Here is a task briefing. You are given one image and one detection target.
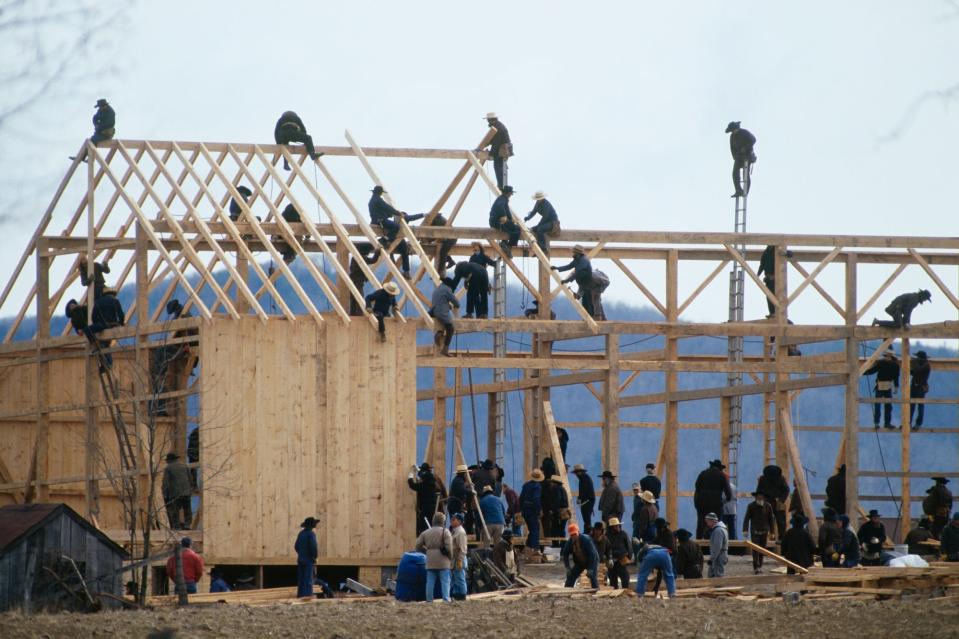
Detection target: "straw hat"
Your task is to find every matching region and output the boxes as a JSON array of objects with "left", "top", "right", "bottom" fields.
[
  {"left": 638, "top": 490, "right": 656, "bottom": 504},
  {"left": 531, "top": 190, "right": 547, "bottom": 200},
  {"left": 383, "top": 282, "right": 400, "bottom": 296},
  {"left": 572, "top": 245, "right": 586, "bottom": 255},
  {"left": 484, "top": 112, "right": 498, "bottom": 119},
  {"left": 607, "top": 517, "right": 622, "bottom": 527},
  {"left": 455, "top": 464, "right": 469, "bottom": 473},
  {"left": 530, "top": 469, "right": 545, "bottom": 481},
  {"left": 572, "top": 464, "right": 586, "bottom": 473}
]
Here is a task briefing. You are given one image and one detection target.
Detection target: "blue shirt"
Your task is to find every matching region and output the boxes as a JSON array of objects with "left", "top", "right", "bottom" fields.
[
  {"left": 294, "top": 528, "right": 318, "bottom": 564},
  {"left": 519, "top": 480, "right": 542, "bottom": 511},
  {"left": 479, "top": 493, "right": 506, "bottom": 525}
]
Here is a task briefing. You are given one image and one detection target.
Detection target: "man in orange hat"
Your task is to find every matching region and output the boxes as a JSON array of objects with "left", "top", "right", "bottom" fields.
[{"left": 561, "top": 523, "right": 599, "bottom": 588}]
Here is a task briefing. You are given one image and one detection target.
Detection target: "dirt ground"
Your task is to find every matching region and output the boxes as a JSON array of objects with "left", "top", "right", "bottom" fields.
[{"left": 3, "top": 557, "right": 957, "bottom": 639}]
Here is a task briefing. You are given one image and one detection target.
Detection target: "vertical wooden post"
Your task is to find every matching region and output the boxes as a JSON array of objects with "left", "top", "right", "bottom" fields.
[
  {"left": 774, "top": 245, "right": 790, "bottom": 473},
  {"left": 602, "top": 334, "right": 620, "bottom": 475},
  {"left": 523, "top": 370, "right": 535, "bottom": 473},
  {"left": 899, "top": 338, "right": 911, "bottom": 542},
  {"left": 34, "top": 238, "right": 51, "bottom": 502},
  {"left": 430, "top": 367, "right": 447, "bottom": 480},
  {"left": 665, "top": 249, "right": 679, "bottom": 525},
  {"left": 134, "top": 222, "right": 152, "bottom": 519},
  {"left": 335, "top": 239, "right": 350, "bottom": 313},
  {"left": 844, "top": 253, "right": 860, "bottom": 519}
]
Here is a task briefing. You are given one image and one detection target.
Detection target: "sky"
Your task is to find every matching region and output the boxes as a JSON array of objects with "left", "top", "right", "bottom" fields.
[{"left": 1, "top": 0, "right": 957, "bottom": 335}]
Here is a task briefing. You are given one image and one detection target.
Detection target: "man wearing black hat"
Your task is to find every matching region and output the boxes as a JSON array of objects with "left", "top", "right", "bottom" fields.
[
  {"left": 639, "top": 463, "right": 662, "bottom": 506},
  {"left": 910, "top": 351, "right": 931, "bottom": 429},
  {"left": 597, "top": 470, "right": 624, "bottom": 524},
  {"left": 274, "top": 110, "right": 322, "bottom": 170},
  {"left": 818, "top": 508, "right": 843, "bottom": 567},
  {"left": 571, "top": 465, "right": 595, "bottom": 530},
  {"left": 825, "top": 464, "right": 846, "bottom": 514},
  {"left": 91, "top": 98, "right": 116, "bottom": 145},
  {"left": 857, "top": 509, "right": 887, "bottom": 548},
  {"left": 368, "top": 185, "right": 423, "bottom": 278},
  {"left": 488, "top": 186, "right": 520, "bottom": 256},
  {"left": 725, "top": 121, "right": 756, "bottom": 197},
  {"left": 162, "top": 452, "right": 193, "bottom": 530},
  {"left": 756, "top": 464, "right": 790, "bottom": 544},
  {"left": 694, "top": 460, "right": 733, "bottom": 539},
  {"left": 64, "top": 299, "right": 88, "bottom": 335},
  {"left": 674, "top": 528, "right": 704, "bottom": 579},
  {"left": 863, "top": 348, "right": 901, "bottom": 429},
  {"left": 407, "top": 463, "right": 446, "bottom": 535},
  {"left": 780, "top": 515, "right": 816, "bottom": 574},
  {"left": 481, "top": 112, "right": 512, "bottom": 189},
  {"left": 743, "top": 490, "right": 776, "bottom": 574},
  {"left": 228, "top": 185, "right": 254, "bottom": 221},
  {"left": 552, "top": 245, "right": 595, "bottom": 317},
  {"left": 924, "top": 476, "right": 953, "bottom": 538},
  {"left": 871, "top": 289, "right": 933, "bottom": 330},
  {"left": 294, "top": 516, "right": 319, "bottom": 597}
]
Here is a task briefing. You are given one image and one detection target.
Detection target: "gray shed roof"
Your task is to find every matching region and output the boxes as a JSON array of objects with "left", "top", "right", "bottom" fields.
[{"left": 0, "top": 503, "right": 128, "bottom": 558}]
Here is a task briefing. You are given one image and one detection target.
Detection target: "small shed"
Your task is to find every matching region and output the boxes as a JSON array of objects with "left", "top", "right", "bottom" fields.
[{"left": 0, "top": 503, "right": 128, "bottom": 612}]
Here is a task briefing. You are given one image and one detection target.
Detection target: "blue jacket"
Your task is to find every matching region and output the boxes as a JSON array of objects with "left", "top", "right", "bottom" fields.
[
  {"left": 92, "top": 294, "right": 125, "bottom": 327},
  {"left": 94, "top": 105, "right": 116, "bottom": 133},
  {"left": 489, "top": 194, "right": 512, "bottom": 227},
  {"left": 210, "top": 577, "right": 231, "bottom": 593},
  {"left": 526, "top": 199, "right": 558, "bottom": 225},
  {"left": 520, "top": 480, "right": 542, "bottom": 512},
  {"left": 369, "top": 193, "right": 401, "bottom": 226},
  {"left": 556, "top": 254, "right": 592, "bottom": 284},
  {"left": 365, "top": 289, "right": 397, "bottom": 316},
  {"left": 294, "top": 528, "right": 318, "bottom": 565},
  {"left": 469, "top": 251, "right": 496, "bottom": 268},
  {"left": 561, "top": 534, "right": 599, "bottom": 570},
  {"left": 479, "top": 493, "right": 506, "bottom": 525}
]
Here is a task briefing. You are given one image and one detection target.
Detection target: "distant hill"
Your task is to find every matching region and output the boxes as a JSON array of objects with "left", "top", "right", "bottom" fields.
[{"left": 3, "top": 257, "right": 955, "bottom": 534}]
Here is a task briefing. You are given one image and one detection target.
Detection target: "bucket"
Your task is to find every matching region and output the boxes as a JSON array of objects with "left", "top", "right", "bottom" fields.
[
  {"left": 395, "top": 552, "right": 427, "bottom": 601},
  {"left": 894, "top": 544, "right": 909, "bottom": 555}
]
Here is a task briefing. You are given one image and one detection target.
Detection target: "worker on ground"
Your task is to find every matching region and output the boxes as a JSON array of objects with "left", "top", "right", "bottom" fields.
[
  {"left": 825, "top": 465, "right": 846, "bottom": 514},
  {"left": 910, "top": 351, "right": 931, "bottom": 429},
  {"left": 365, "top": 281, "right": 399, "bottom": 341},
  {"left": 872, "top": 289, "right": 932, "bottom": 329},
  {"left": 605, "top": 517, "right": 632, "bottom": 588},
  {"left": 704, "top": 512, "right": 729, "bottom": 577},
  {"left": 634, "top": 541, "right": 677, "bottom": 599},
  {"left": 861, "top": 536, "right": 885, "bottom": 566},
  {"left": 562, "top": 523, "right": 599, "bottom": 588},
  {"left": 694, "top": 460, "right": 733, "bottom": 539},
  {"left": 166, "top": 537, "right": 204, "bottom": 594},
  {"left": 590, "top": 522, "right": 610, "bottom": 584},
  {"left": 503, "top": 483, "right": 522, "bottom": 535},
  {"left": 653, "top": 518, "right": 676, "bottom": 555},
  {"left": 540, "top": 456, "right": 558, "bottom": 481},
  {"left": 640, "top": 463, "right": 661, "bottom": 507},
  {"left": 430, "top": 277, "right": 459, "bottom": 357},
  {"left": 863, "top": 348, "right": 901, "bottom": 429},
  {"left": 857, "top": 509, "right": 887, "bottom": 548},
  {"left": 543, "top": 475, "right": 569, "bottom": 538},
  {"left": 725, "top": 121, "right": 756, "bottom": 197},
  {"left": 838, "top": 514, "right": 861, "bottom": 568},
  {"left": 448, "top": 465, "right": 474, "bottom": 533},
  {"left": 571, "top": 464, "right": 595, "bottom": 530},
  {"left": 474, "top": 459, "right": 500, "bottom": 495},
  {"left": 818, "top": 507, "right": 843, "bottom": 567},
  {"left": 488, "top": 185, "right": 520, "bottom": 256},
  {"left": 743, "top": 490, "right": 776, "bottom": 574},
  {"left": 449, "top": 512, "right": 469, "bottom": 601},
  {"left": 722, "top": 475, "right": 737, "bottom": 540},
  {"left": 368, "top": 186, "right": 422, "bottom": 279},
  {"left": 598, "top": 470, "right": 624, "bottom": 524},
  {"left": 756, "top": 464, "right": 790, "bottom": 545},
  {"left": 450, "top": 260, "right": 490, "bottom": 319},
  {"left": 348, "top": 242, "right": 381, "bottom": 316},
  {"left": 274, "top": 110, "right": 322, "bottom": 170},
  {"left": 552, "top": 245, "right": 594, "bottom": 317},
  {"left": 633, "top": 488, "right": 658, "bottom": 544},
  {"left": 479, "top": 485, "right": 506, "bottom": 545},
  {"left": 408, "top": 462, "right": 445, "bottom": 535},
  {"left": 674, "top": 529, "right": 704, "bottom": 579},
  {"left": 492, "top": 529, "right": 519, "bottom": 583},
  {"left": 294, "top": 516, "right": 319, "bottom": 597},
  {"left": 480, "top": 112, "right": 512, "bottom": 189},
  {"left": 209, "top": 567, "right": 230, "bottom": 593},
  {"left": 520, "top": 469, "right": 544, "bottom": 556},
  {"left": 924, "top": 477, "right": 953, "bottom": 538},
  {"left": 940, "top": 513, "right": 959, "bottom": 561},
  {"left": 162, "top": 452, "right": 192, "bottom": 530},
  {"left": 415, "top": 512, "right": 453, "bottom": 602},
  {"left": 780, "top": 514, "right": 816, "bottom": 574},
  {"left": 78, "top": 255, "right": 110, "bottom": 301},
  {"left": 429, "top": 214, "right": 457, "bottom": 272},
  {"left": 64, "top": 299, "right": 88, "bottom": 335},
  {"left": 904, "top": 517, "right": 933, "bottom": 555},
  {"left": 524, "top": 191, "right": 559, "bottom": 254}
]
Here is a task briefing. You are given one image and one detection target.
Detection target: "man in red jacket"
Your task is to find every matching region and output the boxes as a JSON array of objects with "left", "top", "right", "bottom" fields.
[{"left": 166, "top": 537, "right": 205, "bottom": 594}]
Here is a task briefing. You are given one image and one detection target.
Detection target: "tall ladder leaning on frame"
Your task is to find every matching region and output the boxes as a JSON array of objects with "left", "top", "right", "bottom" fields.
[
  {"left": 726, "top": 159, "right": 752, "bottom": 486},
  {"left": 490, "top": 155, "right": 508, "bottom": 467}
]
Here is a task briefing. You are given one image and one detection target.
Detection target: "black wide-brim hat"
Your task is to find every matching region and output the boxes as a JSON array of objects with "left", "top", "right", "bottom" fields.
[
  {"left": 301, "top": 516, "right": 319, "bottom": 528},
  {"left": 725, "top": 121, "right": 741, "bottom": 133}
]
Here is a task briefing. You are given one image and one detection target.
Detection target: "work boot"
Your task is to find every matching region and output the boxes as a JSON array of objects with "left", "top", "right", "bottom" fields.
[
  {"left": 871, "top": 318, "right": 879, "bottom": 326},
  {"left": 441, "top": 346, "right": 451, "bottom": 357},
  {"left": 731, "top": 191, "right": 744, "bottom": 198},
  {"left": 477, "top": 314, "right": 487, "bottom": 319},
  {"left": 883, "top": 423, "right": 895, "bottom": 430},
  {"left": 310, "top": 152, "right": 325, "bottom": 161},
  {"left": 462, "top": 313, "right": 473, "bottom": 319},
  {"left": 283, "top": 159, "right": 291, "bottom": 171}
]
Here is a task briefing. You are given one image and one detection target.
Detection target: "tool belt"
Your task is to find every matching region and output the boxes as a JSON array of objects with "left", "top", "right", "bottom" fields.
[
  {"left": 547, "top": 220, "right": 561, "bottom": 237},
  {"left": 98, "top": 127, "right": 116, "bottom": 138},
  {"left": 876, "top": 381, "right": 893, "bottom": 392}
]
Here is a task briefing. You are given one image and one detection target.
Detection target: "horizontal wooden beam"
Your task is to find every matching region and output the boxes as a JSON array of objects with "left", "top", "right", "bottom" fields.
[
  {"left": 415, "top": 370, "right": 606, "bottom": 401},
  {"left": 620, "top": 374, "right": 847, "bottom": 407},
  {"left": 103, "top": 139, "right": 485, "bottom": 161}
]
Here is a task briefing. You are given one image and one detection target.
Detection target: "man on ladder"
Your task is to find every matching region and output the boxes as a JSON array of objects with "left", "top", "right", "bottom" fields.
[{"left": 725, "top": 121, "right": 757, "bottom": 198}]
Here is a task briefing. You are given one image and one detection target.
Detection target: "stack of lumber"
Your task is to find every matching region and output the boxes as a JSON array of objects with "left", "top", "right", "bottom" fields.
[
  {"left": 148, "top": 587, "right": 387, "bottom": 608},
  {"left": 796, "top": 563, "right": 959, "bottom": 600},
  {"left": 468, "top": 585, "right": 634, "bottom": 601}
]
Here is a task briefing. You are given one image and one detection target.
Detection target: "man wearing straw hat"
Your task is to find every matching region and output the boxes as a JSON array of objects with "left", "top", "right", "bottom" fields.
[
  {"left": 552, "top": 245, "right": 595, "bottom": 316},
  {"left": 605, "top": 517, "right": 632, "bottom": 588},
  {"left": 520, "top": 469, "right": 545, "bottom": 555},
  {"left": 480, "top": 112, "right": 513, "bottom": 189},
  {"left": 524, "top": 191, "right": 559, "bottom": 255},
  {"left": 365, "top": 281, "right": 400, "bottom": 341}
]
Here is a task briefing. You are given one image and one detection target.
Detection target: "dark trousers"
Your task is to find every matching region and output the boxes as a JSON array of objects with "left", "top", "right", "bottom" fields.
[
  {"left": 608, "top": 561, "right": 630, "bottom": 589},
  {"left": 910, "top": 386, "right": 926, "bottom": 426},
  {"left": 580, "top": 503, "right": 593, "bottom": 531},
  {"left": 493, "top": 156, "right": 507, "bottom": 189},
  {"left": 349, "top": 274, "right": 367, "bottom": 316},
  {"left": 492, "top": 220, "right": 520, "bottom": 247},
  {"left": 276, "top": 128, "right": 318, "bottom": 162},
  {"left": 873, "top": 388, "right": 893, "bottom": 426},
  {"left": 763, "top": 277, "right": 776, "bottom": 316},
  {"left": 296, "top": 562, "right": 315, "bottom": 598},
  {"left": 90, "top": 129, "right": 115, "bottom": 145},
  {"left": 565, "top": 564, "right": 598, "bottom": 588},
  {"left": 166, "top": 495, "right": 192, "bottom": 530},
  {"left": 434, "top": 322, "right": 454, "bottom": 353},
  {"left": 575, "top": 277, "right": 594, "bottom": 317},
  {"left": 722, "top": 514, "right": 737, "bottom": 540},
  {"left": 732, "top": 157, "right": 750, "bottom": 195},
  {"left": 531, "top": 220, "right": 556, "bottom": 253},
  {"left": 379, "top": 233, "right": 410, "bottom": 272},
  {"left": 750, "top": 531, "right": 768, "bottom": 570},
  {"left": 522, "top": 507, "right": 541, "bottom": 550},
  {"left": 696, "top": 510, "right": 708, "bottom": 539},
  {"left": 373, "top": 312, "right": 387, "bottom": 335},
  {"left": 774, "top": 509, "right": 787, "bottom": 544},
  {"left": 466, "top": 283, "right": 489, "bottom": 317}
]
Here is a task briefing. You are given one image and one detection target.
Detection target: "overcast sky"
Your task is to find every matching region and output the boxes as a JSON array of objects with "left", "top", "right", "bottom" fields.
[{"left": 1, "top": 0, "right": 956, "bottom": 334}]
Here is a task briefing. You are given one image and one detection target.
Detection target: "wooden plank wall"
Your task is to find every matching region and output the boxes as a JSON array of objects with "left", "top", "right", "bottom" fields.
[{"left": 201, "top": 316, "right": 416, "bottom": 565}]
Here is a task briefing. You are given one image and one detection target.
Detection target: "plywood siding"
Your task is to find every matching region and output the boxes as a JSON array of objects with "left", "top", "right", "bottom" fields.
[{"left": 202, "top": 316, "right": 416, "bottom": 564}]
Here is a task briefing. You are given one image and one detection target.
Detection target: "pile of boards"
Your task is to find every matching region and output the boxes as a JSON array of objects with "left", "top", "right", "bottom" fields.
[
  {"left": 794, "top": 563, "right": 959, "bottom": 602},
  {"left": 148, "top": 587, "right": 388, "bottom": 608}
]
